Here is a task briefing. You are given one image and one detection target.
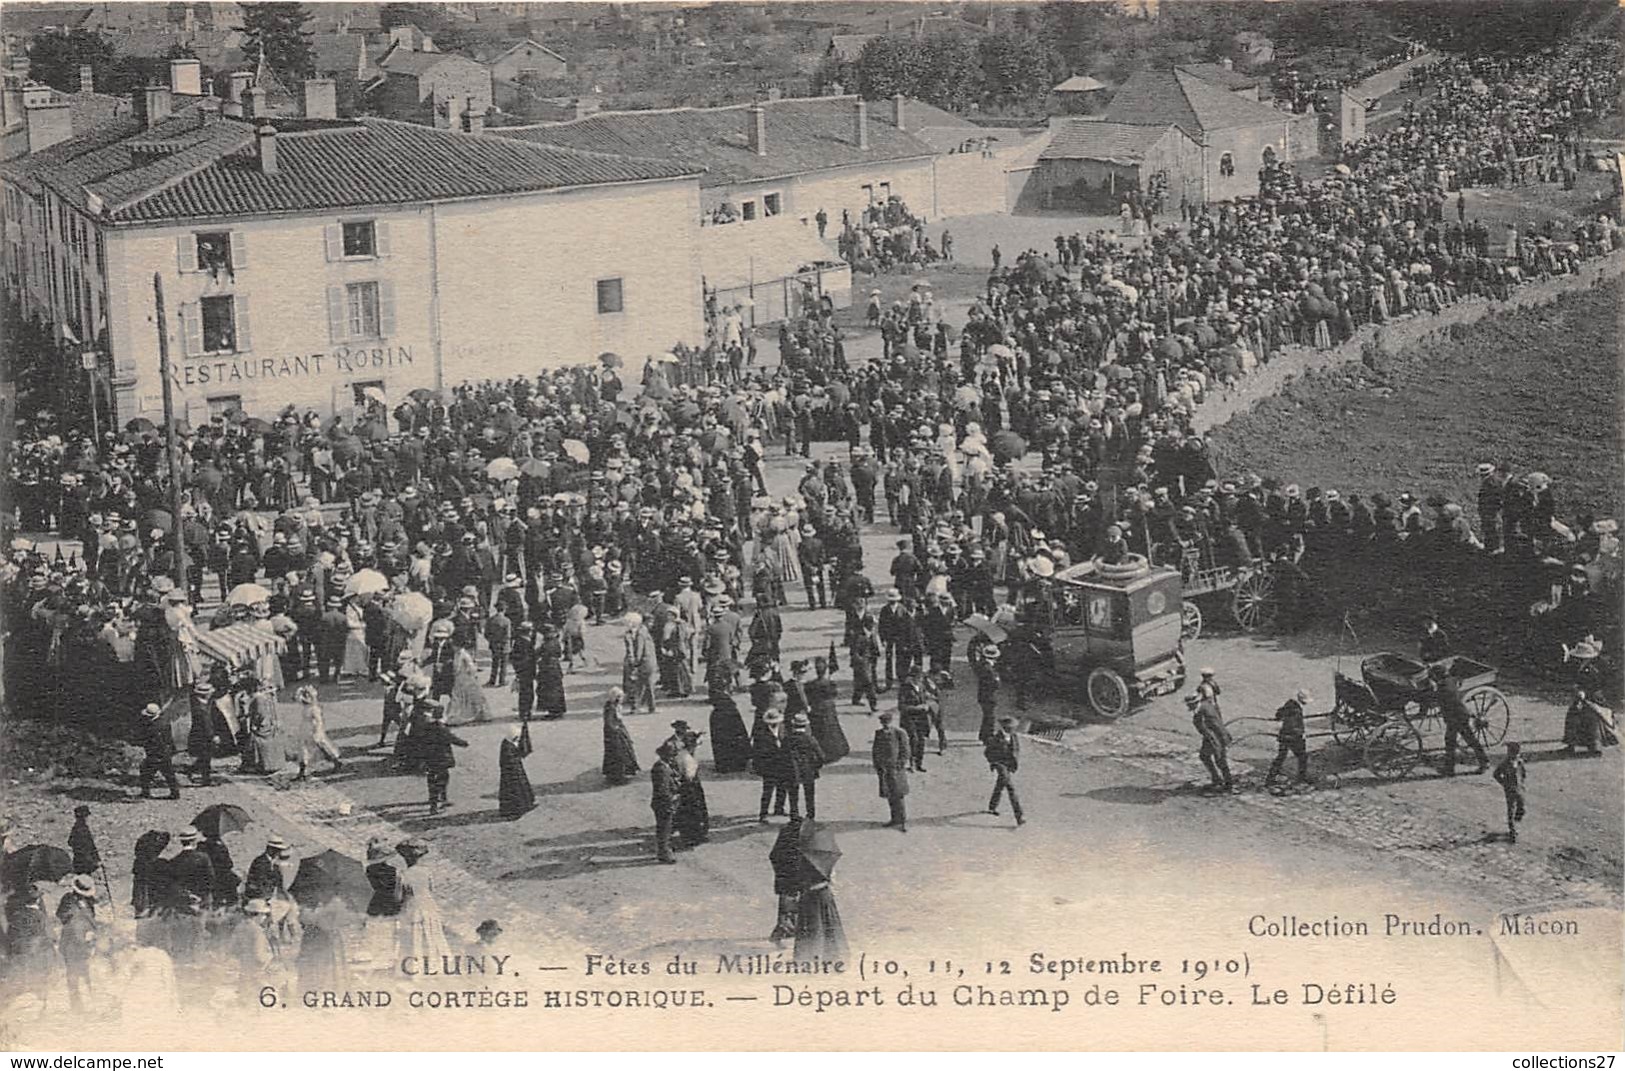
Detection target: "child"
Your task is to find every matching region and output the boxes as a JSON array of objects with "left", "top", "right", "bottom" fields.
[
  {"left": 1492, "top": 743, "right": 1527, "bottom": 843},
  {"left": 484, "top": 606, "right": 511, "bottom": 688}
]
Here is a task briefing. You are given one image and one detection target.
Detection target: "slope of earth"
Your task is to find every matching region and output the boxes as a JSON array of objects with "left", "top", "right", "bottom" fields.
[{"left": 1211, "top": 275, "right": 1623, "bottom": 527}]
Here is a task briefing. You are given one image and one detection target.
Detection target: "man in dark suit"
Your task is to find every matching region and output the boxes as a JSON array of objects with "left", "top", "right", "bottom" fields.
[
  {"left": 417, "top": 700, "right": 469, "bottom": 814},
  {"left": 898, "top": 666, "right": 933, "bottom": 772},
  {"left": 136, "top": 702, "right": 180, "bottom": 799},
  {"left": 871, "top": 711, "right": 910, "bottom": 831},
  {"left": 1432, "top": 664, "right": 1489, "bottom": 775},
  {"left": 650, "top": 742, "right": 680, "bottom": 864},
  {"left": 1419, "top": 614, "right": 1452, "bottom": 664},
  {"left": 169, "top": 826, "right": 215, "bottom": 909},
  {"left": 984, "top": 715, "right": 1025, "bottom": 826},
  {"left": 752, "top": 709, "right": 790, "bottom": 821},
  {"left": 784, "top": 712, "right": 826, "bottom": 819},
  {"left": 317, "top": 594, "right": 349, "bottom": 684},
  {"left": 877, "top": 589, "right": 907, "bottom": 690},
  {"left": 1267, "top": 689, "right": 1313, "bottom": 786},
  {"left": 243, "top": 834, "right": 291, "bottom": 903}
]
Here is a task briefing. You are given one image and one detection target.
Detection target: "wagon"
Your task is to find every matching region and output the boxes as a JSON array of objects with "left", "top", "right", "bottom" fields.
[
  {"left": 1150, "top": 541, "right": 1279, "bottom": 642},
  {"left": 1321, "top": 652, "right": 1513, "bottom": 778},
  {"left": 1009, "top": 556, "right": 1187, "bottom": 720}
]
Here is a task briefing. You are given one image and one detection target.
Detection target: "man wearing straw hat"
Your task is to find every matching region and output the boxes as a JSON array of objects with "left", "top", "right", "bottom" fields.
[
  {"left": 56, "top": 874, "right": 98, "bottom": 1010},
  {"left": 136, "top": 702, "right": 181, "bottom": 800}
]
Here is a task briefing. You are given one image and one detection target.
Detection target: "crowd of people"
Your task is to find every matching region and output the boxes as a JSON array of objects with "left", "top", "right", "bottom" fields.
[{"left": 1, "top": 32, "right": 1621, "bottom": 1029}]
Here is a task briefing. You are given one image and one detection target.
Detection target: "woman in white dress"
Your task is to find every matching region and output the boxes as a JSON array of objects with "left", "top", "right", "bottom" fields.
[
  {"left": 395, "top": 838, "right": 451, "bottom": 964},
  {"left": 341, "top": 596, "right": 371, "bottom": 678},
  {"left": 445, "top": 644, "right": 491, "bottom": 723}
]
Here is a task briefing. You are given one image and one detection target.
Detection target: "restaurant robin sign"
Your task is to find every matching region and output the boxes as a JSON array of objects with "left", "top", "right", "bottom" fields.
[{"left": 173, "top": 345, "right": 417, "bottom": 388}]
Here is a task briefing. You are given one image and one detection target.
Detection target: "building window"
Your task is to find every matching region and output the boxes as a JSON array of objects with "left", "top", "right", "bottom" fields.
[
  {"left": 741, "top": 200, "right": 757, "bottom": 221},
  {"left": 343, "top": 220, "right": 376, "bottom": 258},
  {"left": 763, "top": 193, "right": 781, "bottom": 217},
  {"left": 196, "top": 231, "right": 232, "bottom": 274},
  {"left": 596, "top": 277, "right": 624, "bottom": 315},
  {"left": 200, "top": 294, "right": 237, "bottom": 353},
  {"left": 352, "top": 381, "right": 385, "bottom": 406},
  {"left": 347, "top": 281, "right": 382, "bottom": 338},
  {"left": 879, "top": 182, "right": 891, "bottom": 200},
  {"left": 207, "top": 394, "right": 242, "bottom": 418},
  {"left": 1219, "top": 151, "right": 1235, "bottom": 178},
  {"left": 862, "top": 184, "right": 874, "bottom": 202}
]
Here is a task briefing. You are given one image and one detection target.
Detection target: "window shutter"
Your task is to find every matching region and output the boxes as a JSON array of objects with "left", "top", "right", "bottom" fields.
[
  {"left": 377, "top": 280, "right": 396, "bottom": 337},
  {"left": 232, "top": 294, "right": 252, "bottom": 352},
  {"left": 326, "top": 285, "right": 347, "bottom": 343},
  {"left": 374, "top": 221, "right": 392, "bottom": 257},
  {"left": 324, "top": 224, "right": 343, "bottom": 262},
  {"left": 229, "top": 230, "right": 248, "bottom": 270},
  {"left": 176, "top": 234, "right": 198, "bottom": 273},
  {"left": 179, "top": 302, "right": 202, "bottom": 356}
]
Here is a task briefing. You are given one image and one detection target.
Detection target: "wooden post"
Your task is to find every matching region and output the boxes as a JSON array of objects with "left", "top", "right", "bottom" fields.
[{"left": 152, "top": 273, "right": 188, "bottom": 592}]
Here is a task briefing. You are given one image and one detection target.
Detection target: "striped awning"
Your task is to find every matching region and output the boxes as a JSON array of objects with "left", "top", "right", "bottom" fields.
[{"left": 196, "top": 623, "right": 284, "bottom": 668}]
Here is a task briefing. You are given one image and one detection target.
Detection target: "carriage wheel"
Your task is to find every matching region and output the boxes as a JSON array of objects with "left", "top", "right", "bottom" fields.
[
  {"left": 1180, "top": 601, "right": 1203, "bottom": 642},
  {"left": 1086, "top": 666, "right": 1131, "bottom": 720},
  {"left": 1467, "top": 687, "right": 1512, "bottom": 746},
  {"left": 1363, "top": 717, "right": 1425, "bottom": 779},
  {"left": 1230, "top": 570, "right": 1277, "bottom": 632},
  {"left": 1329, "top": 701, "right": 1377, "bottom": 748}
]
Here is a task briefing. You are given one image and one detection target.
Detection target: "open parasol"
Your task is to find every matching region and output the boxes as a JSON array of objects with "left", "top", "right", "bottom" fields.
[
  {"left": 193, "top": 803, "right": 253, "bottom": 838},
  {"left": 796, "top": 820, "right": 842, "bottom": 882},
  {"left": 964, "top": 613, "right": 1008, "bottom": 644},
  {"left": 407, "top": 388, "right": 440, "bottom": 404},
  {"left": 125, "top": 417, "right": 157, "bottom": 433},
  {"left": 389, "top": 591, "right": 434, "bottom": 631},
  {"left": 953, "top": 385, "right": 982, "bottom": 407},
  {"left": 226, "top": 582, "right": 272, "bottom": 606},
  {"left": 989, "top": 430, "right": 1027, "bottom": 465},
  {"left": 344, "top": 569, "right": 389, "bottom": 597},
  {"left": 651, "top": 351, "right": 679, "bottom": 364},
  {"left": 988, "top": 343, "right": 1014, "bottom": 359},
  {"left": 2, "top": 844, "right": 73, "bottom": 887},
  {"left": 361, "top": 386, "right": 389, "bottom": 406},
  {"left": 598, "top": 351, "right": 623, "bottom": 369},
  {"left": 561, "top": 439, "right": 590, "bottom": 464},
  {"left": 143, "top": 508, "right": 173, "bottom": 534},
  {"left": 519, "top": 458, "right": 551, "bottom": 478},
  {"left": 288, "top": 849, "right": 371, "bottom": 911},
  {"left": 241, "top": 417, "right": 273, "bottom": 434},
  {"left": 485, "top": 457, "right": 520, "bottom": 482}
]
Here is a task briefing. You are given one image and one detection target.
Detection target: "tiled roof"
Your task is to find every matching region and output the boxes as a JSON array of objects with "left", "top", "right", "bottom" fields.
[
  {"left": 0, "top": 4, "right": 93, "bottom": 33},
  {"left": 1178, "top": 63, "right": 1260, "bottom": 91},
  {"left": 1104, "top": 67, "right": 1286, "bottom": 133},
  {"left": 1, "top": 114, "right": 700, "bottom": 224},
  {"left": 492, "top": 96, "right": 938, "bottom": 189},
  {"left": 379, "top": 47, "right": 483, "bottom": 78},
  {"left": 888, "top": 96, "right": 979, "bottom": 134},
  {"left": 311, "top": 33, "right": 369, "bottom": 78},
  {"left": 1039, "top": 120, "right": 1183, "bottom": 164},
  {"left": 1054, "top": 75, "right": 1107, "bottom": 93}
]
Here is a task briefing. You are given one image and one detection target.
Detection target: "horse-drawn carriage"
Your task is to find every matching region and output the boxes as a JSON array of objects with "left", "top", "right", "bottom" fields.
[
  {"left": 1150, "top": 539, "right": 1282, "bottom": 641},
  {"left": 1322, "top": 652, "right": 1513, "bottom": 778},
  {"left": 1005, "top": 555, "right": 1187, "bottom": 720}
]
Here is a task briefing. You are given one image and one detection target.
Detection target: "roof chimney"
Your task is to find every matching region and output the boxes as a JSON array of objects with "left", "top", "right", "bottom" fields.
[
  {"left": 25, "top": 99, "right": 73, "bottom": 153},
  {"left": 169, "top": 57, "right": 202, "bottom": 96},
  {"left": 77, "top": 64, "right": 94, "bottom": 94},
  {"left": 300, "top": 77, "right": 337, "bottom": 120},
  {"left": 243, "top": 84, "right": 266, "bottom": 120},
  {"left": 134, "top": 84, "right": 173, "bottom": 128},
  {"left": 226, "top": 70, "right": 253, "bottom": 103},
  {"left": 853, "top": 97, "right": 868, "bottom": 150},
  {"left": 461, "top": 101, "right": 484, "bottom": 136},
  {"left": 1220, "top": 56, "right": 1234, "bottom": 71},
  {"left": 892, "top": 93, "right": 906, "bottom": 128},
  {"left": 197, "top": 96, "right": 221, "bottom": 125},
  {"left": 255, "top": 123, "right": 278, "bottom": 175},
  {"left": 747, "top": 103, "right": 765, "bottom": 156},
  {"left": 389, "top": 25, "right": 414, "bottom": 50}
]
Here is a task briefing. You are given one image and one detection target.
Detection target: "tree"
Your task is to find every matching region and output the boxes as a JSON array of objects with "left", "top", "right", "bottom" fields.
[
  {"left": 237, "top": 2, "right": 315, "bottom": 84},
  {"left": 978, "top": 27, "right": 1064, "bottom": 109},
  {"left": 25, "top": 30, "right": 115, "bottom": 94},
  {"left": 378, "top": 2, "right": 419, "bottom": 32},
  {"left": 853, "top": 34, "right": 927, "bottom": 102},
  {"left": 917, "top": 32, "right": 983, "bottom": 112}
]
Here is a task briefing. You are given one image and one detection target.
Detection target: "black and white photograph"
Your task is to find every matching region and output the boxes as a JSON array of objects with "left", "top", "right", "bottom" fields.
[{"left": 0, "top": 0, "right": 1620, "bottom": 1053}]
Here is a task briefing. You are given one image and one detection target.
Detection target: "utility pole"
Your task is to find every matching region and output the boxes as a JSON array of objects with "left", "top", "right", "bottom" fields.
[{"left": 152, "top": 273, "right": 188, "bottom": 593}]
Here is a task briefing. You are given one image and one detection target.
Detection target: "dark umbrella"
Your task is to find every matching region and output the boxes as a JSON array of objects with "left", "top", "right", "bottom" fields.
[
  {"left": 193, "top": 803, "right": 253, "bottom": 838},
  {"left": 354, "top": 420, "right": 388, "bottom": 441},
  {"left": 126, "top": 417, "right": 156, "bottom": 433},
  {"left": 407, "top": 388, "right": 440, "bottom": 404},
  {"left": 796, "top": 820, "right": 842, "bottom": 882},
  {"left": 142, "top": 508, "right": 173, "bottom": 534},
  {"left": 2, "top": 844, "right": 73, "bottom": 888},
  {"left": 672, "top": 401, "right": 701, "bottom": 426},
  {"left": 598, "top": 351, "right": 623, "bottom": 369},
  {"left": 331, "top": 436, "right": 361, "bottom": 464},
  {"left": 989, "top": 430, "right": 1027, "bottom": 465},
  {"left": 241, "top": 417, "right": 272, "bottom": 434},
  {"left": 288, "top": 849, "right": 370, "bottom": 911}
]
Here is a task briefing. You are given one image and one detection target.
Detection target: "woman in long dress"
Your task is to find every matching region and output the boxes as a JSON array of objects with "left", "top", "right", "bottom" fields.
[
  {"left": 497, "top": 724, "right": 537, "bottom": 820},
  {"left": 793, "top": 846, "right": 848, "bottom": 964},
  {"left": 295, "top": 899, "right": 352, "bottom": 994},
  {"left": 708, "top": 688, "right": 753, "bottom": 773},
  {"left": 395, "top": 838, "right": 451, "bottom": 964},
  {"left": 445, "top": 644, "right": 490, "bottom": 723},
  {"left": 804, "top": 656, "right": 850, "bottom": 762},
  {"left": 239, "top": 680, "right": 279, "bottom": 775},
  {"left": 361, "top": 839, "right": 401, "bottom": 970},
  {"left": 601, "top": 687, "right": 640, "bottom": 785},
  {"left": 668, "top": 721, "right": 709, "bottom": 847},
  {"left": 535, "top": 626, "right": 567, "bottom": 718},
  {"left": 341, "top": 598, "right": 371, "bottom": 678}
]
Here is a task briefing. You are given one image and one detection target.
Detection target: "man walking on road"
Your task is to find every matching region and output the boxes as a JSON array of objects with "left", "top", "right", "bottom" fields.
[
  {"left": 1266, "top": 689, "right": 1313, "bottom": 788},
  {"left": 985, "top": 715, "right": 1025, "bottom": 826},
  {"left": 1188, "top": 692, "right": 1235, "bottom": 793},
  {"left": 1492, "top": 742, "right": 1528, "bottom": 843},
  {"left": 1432, "top": 663, "right": 1489, "bottom": 775},
  {"left": 872, "top": 711, "right": 910, "bottom": 832}
]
